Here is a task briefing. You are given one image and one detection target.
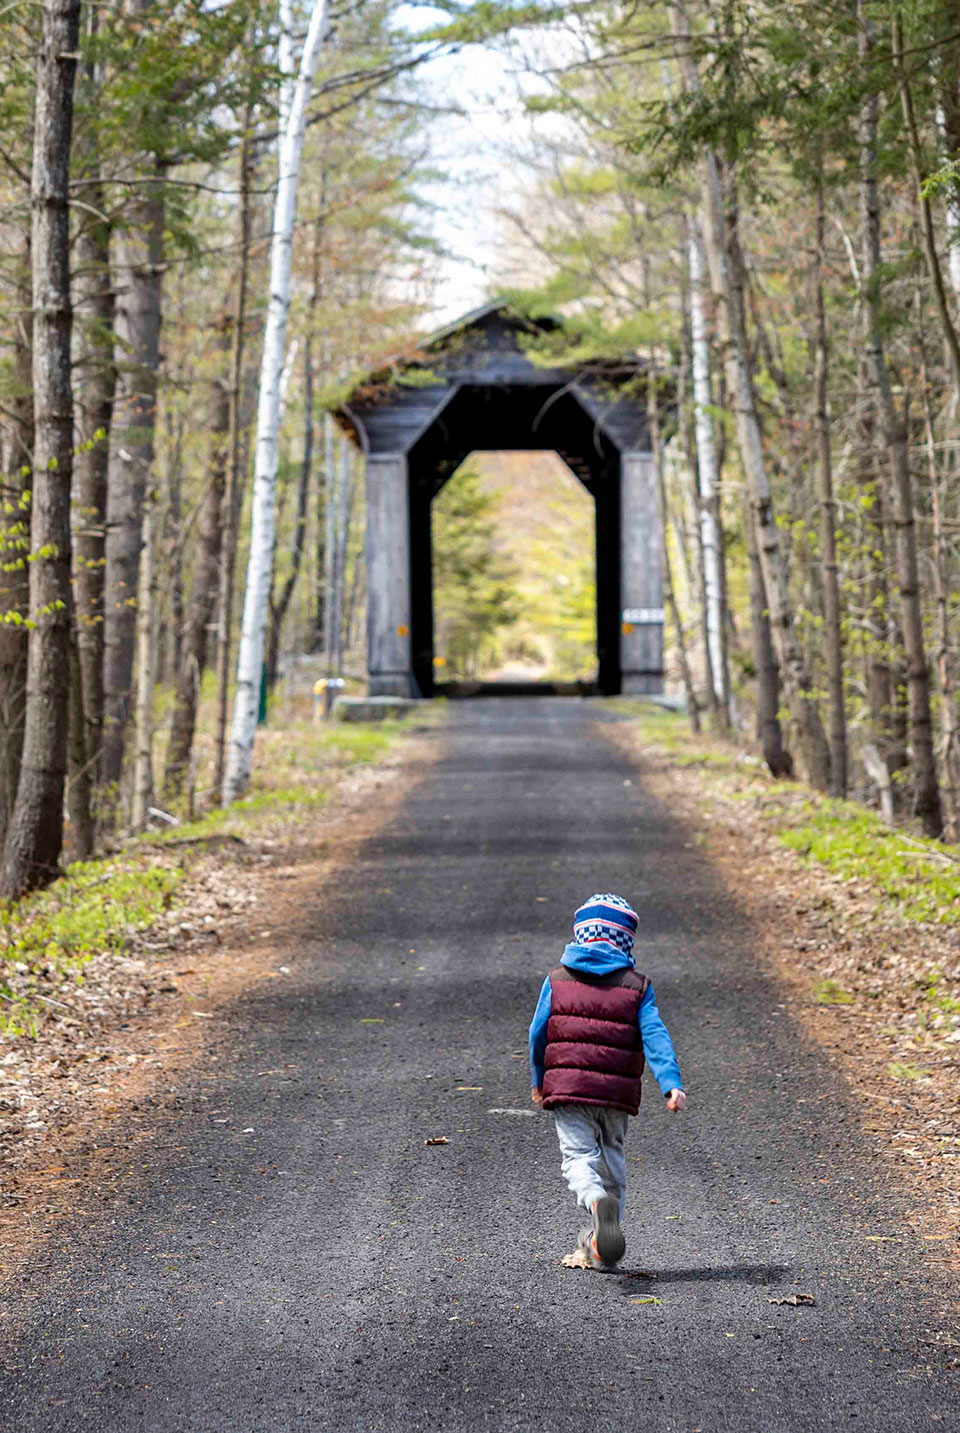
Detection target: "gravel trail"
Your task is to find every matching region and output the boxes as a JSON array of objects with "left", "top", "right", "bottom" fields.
[{"left": 2, "top": 699, "right": 953, "bottom": 1432}]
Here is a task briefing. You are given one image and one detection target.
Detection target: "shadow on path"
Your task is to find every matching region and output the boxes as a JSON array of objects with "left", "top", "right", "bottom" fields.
[{"left": 615, "top": 1263, "right": 792, "bottom": 1287}]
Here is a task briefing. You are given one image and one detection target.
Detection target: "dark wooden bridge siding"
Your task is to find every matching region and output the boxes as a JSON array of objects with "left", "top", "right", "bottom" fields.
[
  {"left": 337, "top": 303, "right": 662, "bottom": 699},
  {"left": 344, "top": 308, "right": 648, "bottom": 458}
]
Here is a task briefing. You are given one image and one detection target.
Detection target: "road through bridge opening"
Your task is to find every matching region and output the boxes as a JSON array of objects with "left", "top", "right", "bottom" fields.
[
  {"left": 337, "top": 300, "right": 664, "bottom": 700},
  {"left": 430, "top": 449, "right": 597, "bottom": 696}
]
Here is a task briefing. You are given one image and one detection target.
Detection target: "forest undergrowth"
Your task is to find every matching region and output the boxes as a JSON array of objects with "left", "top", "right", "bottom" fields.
[{"left": 610, "top": 700, "right": 960, "bottom": 1263}]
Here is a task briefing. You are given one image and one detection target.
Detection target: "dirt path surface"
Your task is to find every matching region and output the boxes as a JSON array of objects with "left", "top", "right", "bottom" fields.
[{"left": 1, "top": 699, "right": 956, "bottom": 1431}]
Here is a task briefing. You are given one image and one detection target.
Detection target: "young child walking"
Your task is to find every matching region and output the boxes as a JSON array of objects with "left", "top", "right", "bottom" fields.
[{"left": 529, "top": 893, "right": 686, "bottom": 1268}]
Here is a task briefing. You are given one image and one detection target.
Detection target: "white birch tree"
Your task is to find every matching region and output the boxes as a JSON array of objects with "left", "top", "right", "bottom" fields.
[
  {"left": 223, "top": 0, "right": 330, "bottom": 803},
  {"left": 686, "top": 217, "right": 726, "bottom": 712},
  {"left": 130, "top": 490, "right": 158, "bottom": 831}
]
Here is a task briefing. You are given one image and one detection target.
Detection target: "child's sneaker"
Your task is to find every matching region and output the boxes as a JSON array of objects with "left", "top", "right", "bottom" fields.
[
  {"left": 591, "top": 1195, "right": 626, "bottom": 1265},
  {"left": 561, "top": 1229, "right": 604, "bottom": 1269}
]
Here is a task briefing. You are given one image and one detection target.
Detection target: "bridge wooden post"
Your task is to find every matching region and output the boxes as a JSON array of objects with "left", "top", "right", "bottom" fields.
[
  {"left": 619, "top": 451, "right": 664, "bottom": 694},
  {"left": 365, "top": 453, "right": 417, "bottom": 697}
]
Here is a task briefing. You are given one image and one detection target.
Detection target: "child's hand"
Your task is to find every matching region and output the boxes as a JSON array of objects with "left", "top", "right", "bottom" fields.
[
  {"left": 666, "top": 1089, "right": 687, "bottom": 1112},
  {"left": 531, "top": 1087, "right": 544, "bottom": 1107}
]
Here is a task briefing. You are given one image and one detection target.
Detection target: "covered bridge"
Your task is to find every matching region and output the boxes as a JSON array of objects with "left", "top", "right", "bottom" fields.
[{"left": 336, "top": 301, "right": 663, "bottom": 699}]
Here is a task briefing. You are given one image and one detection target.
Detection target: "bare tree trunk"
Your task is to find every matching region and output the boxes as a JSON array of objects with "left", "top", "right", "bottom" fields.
[
  {"left": 267, "top": 210, "right": 322, "bottom": 687},
  {"left": 813, "top": 174, "right": 848, "bottom": 798},
  {"left": 313, "top": 498, "right": 327, "bottom": 654},
  {"left": 649, "top": 367, "right": 700, "bottom": 731},
  {"left": 102, "top": 164, "right": 164, "bottom": 793},
  {"left": 130, "top": 492, "right": 157, "bottom": 831},
  {"left": 746, "top": 499, "right": 793, "bottom": 778},
  {"left": 66, "top": 628, "right": 94, "bottom": 859},
  {"left": 73, "top": 199, "right": 114, "bottom": 805},
  {"left": 672, "top": 0, "right": 830, "bottom": 788},
  {"left": 917, "top": 299, "right": 960, "bottom": 839},
  {"left": 267, "top": 349, "right": 313, "bottom": 688},
  {"left": 686, "top": 213, "right": 727, "bottom": 724},
  {"left": 322, "top": 412, "right": 338, "bottom": 669},
  {"left": 720, "top": 171, "right": 831, "bottom": 787},
  {"left": 224, "top": 0, "right": 331, "bottom": 803},
  {"left": 678, "top": 270, "right": 713, "bottom": 718},
  {"left": 893, "top": 13, "right": 960, "bottom": 410},
  {"left": 854, "top": 357, "right": 894, "bottom": 774},
  {"left": 858, "top": 1, "right": 942, "bottom": 836},
  {"left": 935, "top": 81, "right": 960, "bottom": 300},
  {"left": 162, "top": 327, "right": 230, "bottom": 801},
  {"left": 0, "top": 236, "right": 32, "bottom": 849},
  {"left": 334, "top": 436, "right": 353, "bottom": 674},
  {"left": 71, "top": 14, "right": 115, "bottom": 852},
  {"left": 213, "top": 125, "right": 252, "bottom": 802},
  {"left": 343, "top": 521, "right": 364, "bottom": 658},
  {"left": 1, "top": 0, "right": 80, "bottom": 897},
  {"left": 164, "top": 398, "right": 184, "bottom": 677}
]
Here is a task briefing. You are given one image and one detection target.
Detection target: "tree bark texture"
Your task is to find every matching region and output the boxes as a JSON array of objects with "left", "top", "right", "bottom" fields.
[
  {"left": 225, "top": 0, "right": 330, "bottom": 802},
  {"left": 163, "top": 399, "right": 184, "bottom": 680},
  {"left": 1, "top": 0, "right": 80, "bottom": 897},
  {"left": 686, "top": 215, "right": 727, "bottom": 721},
  {"left": 746, "top": 500, "right": 792, "bottom": 778},
  {"left": 0, "top": 236, "right": 33, "bottom": 850},
  {"left": 66, "top": 626, "right": 95, "bottom": 858},
  {"left": 893, "top": 14, "right": 960, "bottom": 409},
  {"left": 813, "top": 177, "right": 848, "bottom": 798},
  {"left": 676, "top": 291, "right": 712, "bottom": 714},
  {"left": 101, "top": 166, "right": 164, "bottom": 792},
  {"left": 213, "top": 126, "right": 252, "bottom": 802},
  {"left": 334, "top": 437, "right": 353, "bottom": 674},
  {"left": 649, "top": 368, "right": 700, "bottom": 731},
  {"left": 716, "top": 170, "right": 832, "bottom": 788},
  {"left": 73, "top": 196, "right": 114, "bottom": 801},
  {"left": 130, "top": 492, "right": 157, "bottom": 831},
  {"left": 267, "top": 338, "right": 313, "bottom": 688},
  {"left": 322, "top": 411, "right": 338, "bottom": 668},
  {"left": 672, "top": 0, "right": 830, "bottom": 788},
  {"left": 918, "top": 315, "right": 960, "bottom": 839},
  {"left": 854, "top": 358, "right": 894, "bottom": 773},
  {"left": 858, "top": 2, "right": 942, "bottom": 836},
  {"left": 72, "top": 11, "right": 114, "bottom": 810},
  {"left": 162, "top": 330, "right": 230, "bottom": 801}
]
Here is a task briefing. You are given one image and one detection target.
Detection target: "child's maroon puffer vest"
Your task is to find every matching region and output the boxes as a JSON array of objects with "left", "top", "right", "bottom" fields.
[{"left": 541, "top": 964, "right": 648, "bottom": 1116}]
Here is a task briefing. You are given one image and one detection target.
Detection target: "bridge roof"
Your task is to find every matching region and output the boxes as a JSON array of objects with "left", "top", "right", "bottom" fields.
[{"left": 335, "top": 299, "right": 650, "bottom": 461}]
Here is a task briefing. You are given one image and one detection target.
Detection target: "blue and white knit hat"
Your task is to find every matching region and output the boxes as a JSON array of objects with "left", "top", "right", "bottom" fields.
[{"left": 573, "top": 893, "right": 639, "bottom": 954}]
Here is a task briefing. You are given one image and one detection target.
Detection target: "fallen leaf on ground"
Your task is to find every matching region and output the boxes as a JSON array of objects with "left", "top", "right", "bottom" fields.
[
  {"left": 360, "top": 1018, "right": 384, "bottom": 1024},
  {"left": 456, "top": 1086, "right": 483, "bottom": 1091},
  {"left": 561, "top": 1247, "right": 593, "bottom": 1270},
  {"left": 865, "top": 1235, "right": 899, "bottom": 1242},
  {"left": 629, "top": 1297, "right": 663, "bottom": 1306},
  {"left": 424, "top": 1136, "right": 449, "bottom": 1146},
  {"left": 767, "top": 1293, "right": 815, "bottom": 1306}
]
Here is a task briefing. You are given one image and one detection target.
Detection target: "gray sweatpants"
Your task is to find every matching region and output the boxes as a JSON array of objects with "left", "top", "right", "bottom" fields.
[{"left": 552, "top": 1103, "right": 629, "bottom": 1217}]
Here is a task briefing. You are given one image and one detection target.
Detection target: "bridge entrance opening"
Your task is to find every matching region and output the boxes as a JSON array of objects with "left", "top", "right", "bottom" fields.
[
  {"left": 428, "top": 451, "right": 599, "bottom": 696},
  {"left": 336, "top": 301, "right": 664, "bottom": 701}
]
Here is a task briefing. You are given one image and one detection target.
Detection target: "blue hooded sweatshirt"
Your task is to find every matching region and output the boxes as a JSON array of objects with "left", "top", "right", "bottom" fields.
[{"left": 528, "top": 940, "right": 683, "bottom": 1099}]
